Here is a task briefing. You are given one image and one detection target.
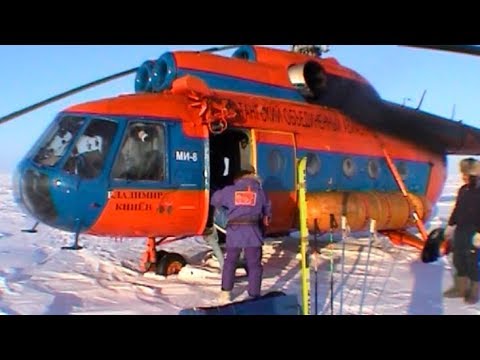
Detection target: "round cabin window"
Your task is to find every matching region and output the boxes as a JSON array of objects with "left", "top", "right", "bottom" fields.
[
  {"left": 368, "top": 159, "right": 380, "bottom": 179},
  {"left": 343, "top": 157, "right": 356, "bottom": 178},
  {"left": 397, "top": 161, "right": 408, "bottom": 179},
  {"left": 268, "top": 150, "right": 284, "bottom": 173},
  {"left": 306, "top": 153, "right": 321, "bottom": 176}
]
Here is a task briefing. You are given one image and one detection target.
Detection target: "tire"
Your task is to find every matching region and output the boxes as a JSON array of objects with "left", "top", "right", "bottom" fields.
[{"left": 155, "top": 252, "right": 187, "bottom": 276}]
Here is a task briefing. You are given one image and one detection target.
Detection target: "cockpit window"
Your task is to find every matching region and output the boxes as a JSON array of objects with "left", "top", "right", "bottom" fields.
[
  {"left": 63, "top": 118, "right": 118, "bottom": 179},
  {"left": 111, "top": 121, "right": 166, "bottom": 181},
  {"left": 33, "top": 116, "right": 85, "bottom": 167}
]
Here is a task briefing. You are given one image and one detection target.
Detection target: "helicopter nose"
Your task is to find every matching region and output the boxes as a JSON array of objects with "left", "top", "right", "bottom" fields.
[
  {"left": 14, "top": 165, "right": 57, "bottom": 225},
  {"left": 13, "top": 162, "right": 81, "bottom": 233}
]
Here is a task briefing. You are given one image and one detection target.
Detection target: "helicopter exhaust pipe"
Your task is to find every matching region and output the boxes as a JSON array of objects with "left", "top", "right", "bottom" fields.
[{"left": 287, "top": 61, "right": 327, "bottom": 100}]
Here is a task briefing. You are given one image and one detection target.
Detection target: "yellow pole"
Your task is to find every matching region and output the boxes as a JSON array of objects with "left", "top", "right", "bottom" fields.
[{"left": 297, "top": 157, "right": 310, "bottom": 315}]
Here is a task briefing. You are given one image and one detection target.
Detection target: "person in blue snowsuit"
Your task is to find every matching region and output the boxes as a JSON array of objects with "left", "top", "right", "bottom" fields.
[{"left": 210, "top": 165, "right": 272, "bottom": 302}]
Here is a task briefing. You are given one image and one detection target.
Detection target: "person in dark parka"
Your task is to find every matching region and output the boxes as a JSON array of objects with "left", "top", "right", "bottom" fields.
[
  {"left": 443, "top": 158, "right": 478, "bottom": 293},
  {"left": 444, "top": 160, "right": 480, "bottom": 304},
  {"left": 210, "top": 165, "right": 272, "bottom": 303}
]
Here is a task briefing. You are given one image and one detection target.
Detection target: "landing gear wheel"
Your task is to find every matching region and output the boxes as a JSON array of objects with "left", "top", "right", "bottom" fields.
[
  {"left": 421, "top": 227, "right": 446, "bottom": 263},
  {"left": 140, "top": 251, "right": 168, "bottom": 273},
  {"left": 156, "top": 250, "right": 168, "bottom": 261},
  {"left": 155, "top": 253, "right": 187, "bottom": 276}
]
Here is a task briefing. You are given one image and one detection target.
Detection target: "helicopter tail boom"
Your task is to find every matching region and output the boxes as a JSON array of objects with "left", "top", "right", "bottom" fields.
[{"left": 378, "top": 101, "right": 480, "bottom": 156}]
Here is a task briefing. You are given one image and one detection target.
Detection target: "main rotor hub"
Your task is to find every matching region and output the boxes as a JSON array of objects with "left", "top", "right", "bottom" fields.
[{"left": 291, "top": 45, "right": 330, "bottom": 57}]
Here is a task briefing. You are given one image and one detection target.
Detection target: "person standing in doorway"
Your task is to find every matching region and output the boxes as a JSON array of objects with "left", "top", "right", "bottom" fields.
[{"left": 210, "top": 165, "right": 272, "bottom": 303}]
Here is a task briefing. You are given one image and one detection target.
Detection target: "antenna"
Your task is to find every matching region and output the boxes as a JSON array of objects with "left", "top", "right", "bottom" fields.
[
  {"left": 416, "top": 90, "right": 427, "bottom": 110},
  {"left": 402, "top": 97, "right": 412, "bottom": 107},
  {"left": 318, "top": 45, "right": 330, "bottom": 55},
  {"left": 451, "top": 104, "right": 456, "bottom": 120}
]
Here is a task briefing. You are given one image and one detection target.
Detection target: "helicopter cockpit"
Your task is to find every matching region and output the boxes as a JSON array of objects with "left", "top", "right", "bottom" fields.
[
  {"left": 111, "top": 122, "right": 165, "bottom": 182},
  {"left": 33, "top": 115, "right": 86, "bottom": 167},
  {"left": 28, "top": 115, "right": 167, "bottom": 181},
  {"left": 32, "top": 115, "right": 118, "bottom": 180},
  {"left": 14, "top": 114, "right": 167, "bottom": 233}
]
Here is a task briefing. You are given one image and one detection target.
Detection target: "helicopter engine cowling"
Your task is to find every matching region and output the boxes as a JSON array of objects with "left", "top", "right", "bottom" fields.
[
  {"left": 151, "top": 52, "right": 177, "bottom": 93},
  {"left": 134, "top": 60, "right": 156, "bottom": 93},
  {"left": 232, "top": 45, "right": 257, "bottom": 61}
]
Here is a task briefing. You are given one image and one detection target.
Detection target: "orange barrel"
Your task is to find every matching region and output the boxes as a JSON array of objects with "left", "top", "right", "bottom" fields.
[
  {"left": 355, "top": 192, "right": 389, "bottom": 230},
  {"left": 379, "top": 192, "right": 429, "bottom": 229},
  {"left": 306, "top": 192, "right": 368, "bottom": 232},
  {"left": 377, "top": 192, "right": 410, "bottom": 229},
  {"left": 305, "top": 191, "right": 430, "bottom": 232}
]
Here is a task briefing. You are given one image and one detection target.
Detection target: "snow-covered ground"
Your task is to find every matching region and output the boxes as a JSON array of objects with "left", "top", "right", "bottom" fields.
[{"left": 0, "top": 173, "right": 479, "bottom": 315}]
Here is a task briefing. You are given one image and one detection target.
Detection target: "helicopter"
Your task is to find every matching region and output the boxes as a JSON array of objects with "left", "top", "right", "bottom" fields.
[{"left": 2, "top": 44, "right": 480, "bottom": 276}]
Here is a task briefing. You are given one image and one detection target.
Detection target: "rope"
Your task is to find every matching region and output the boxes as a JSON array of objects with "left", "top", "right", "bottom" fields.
[
  {"left": 188, "top": 92, "right": 237, "bottom": 135},
  {"left": 374, "top": 132, "right": 428, "bottom": 242}
]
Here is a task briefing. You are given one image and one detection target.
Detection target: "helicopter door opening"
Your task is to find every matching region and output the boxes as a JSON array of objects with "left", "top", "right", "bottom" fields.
[
  {"left": 207, "top": 128, "right": 253, "bottom": 230},
  {"left": 209, "top": 128, "right": 253, "bottom": 192}
]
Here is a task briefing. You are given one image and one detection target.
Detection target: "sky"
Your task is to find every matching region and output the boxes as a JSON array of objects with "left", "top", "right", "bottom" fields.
[{"left": 0, "top": 45, "right": 479, "bottom": 174}]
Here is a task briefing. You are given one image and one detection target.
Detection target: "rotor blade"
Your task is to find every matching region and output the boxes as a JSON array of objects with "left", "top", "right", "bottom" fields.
[
  {"left": 403, "top": 45, "right": 480, "bottom": 57},
  {"left": 0, "top": 66, "right": 138, "bottom": 126},
  {"left": 198, "top": 45, "right": 241, "bottom": 53},
  {"left": 0, "top": 45, "right": 242, "bottom": 126}
]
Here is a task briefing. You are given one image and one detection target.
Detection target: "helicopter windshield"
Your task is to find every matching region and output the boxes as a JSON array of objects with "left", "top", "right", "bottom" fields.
[
  {"left": 33, "top": 115, "right": 86, "bottom": 167},
  {"left": 63, "top": 118, "right": 118, "bottom": 179}
]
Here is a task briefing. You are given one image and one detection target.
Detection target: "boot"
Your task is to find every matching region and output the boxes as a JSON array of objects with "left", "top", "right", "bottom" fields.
[
  {"left": 444, "top": 276, "right": 468, "bottom": 298},
  {"left": 218, "top": 290, "right": 232, "bottom": 304},
  {"left": 465, "top": 282, "right": 479, "bottom": 305}
]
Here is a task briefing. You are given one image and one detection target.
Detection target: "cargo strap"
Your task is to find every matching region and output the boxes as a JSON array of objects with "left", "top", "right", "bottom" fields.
[{"left": 377, "top": 136, "right": 428, "bottom": 241}]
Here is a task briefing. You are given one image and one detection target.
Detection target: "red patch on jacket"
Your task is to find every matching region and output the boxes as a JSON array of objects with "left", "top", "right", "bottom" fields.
[{"left": 234, "top": 190, "right": 257, "bottom": 206}]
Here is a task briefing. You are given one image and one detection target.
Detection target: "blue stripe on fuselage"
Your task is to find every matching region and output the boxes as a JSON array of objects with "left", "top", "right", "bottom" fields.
[{"left": 296, "top": 149, "right": 430, "bottom": 195}]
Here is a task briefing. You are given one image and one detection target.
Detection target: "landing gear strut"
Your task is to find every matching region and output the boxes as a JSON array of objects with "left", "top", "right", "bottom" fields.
[
  {"left": 60, "top": 220, "right": 84, "bottom": 251},
  {"left": 140, "top": 237, "right": 187, "bottom": 276},
  {"left": 61, "top": 230, "right": 83, "bottom": 251},
  {"left": 22, "top": 221, "right": 39, "bottom": 233}
]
